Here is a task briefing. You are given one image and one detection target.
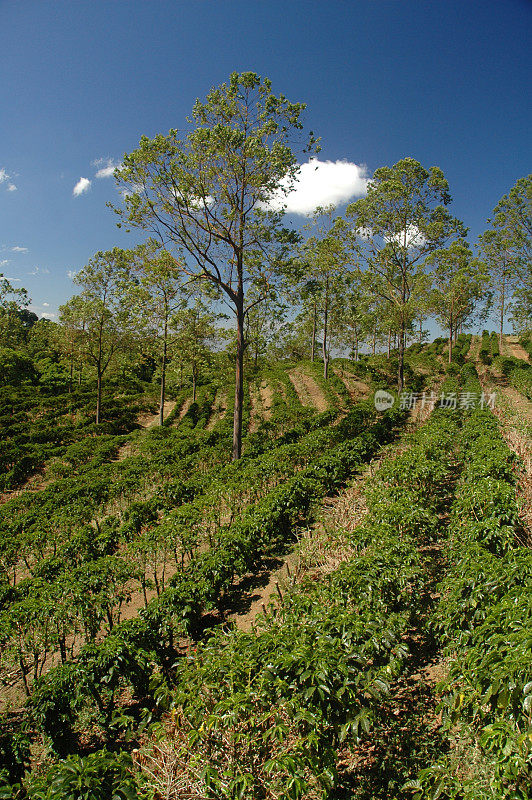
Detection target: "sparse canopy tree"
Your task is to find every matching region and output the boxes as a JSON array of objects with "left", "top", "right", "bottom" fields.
[
  {"left": 59, "top": 249, "right": 132, "bottom": 424},
  {"left": 171, "top": 300, "right": 218, "bottom": 401},
  {"left": 479, "top": 174, "right": 532, "bottom": 337},
  {"left": 426, "top": 240, "right": 488, "bottom": 362},
  {"left": 345, "top": 158, "right": 465, "bottom": 389},
  {"left": 298, "top": 208, "right": 349, "bottom": 378},
  {"left": 244, "top": 289, "right": 286, "bottom": 367},
  {"left": 113, "top": 71, "right": 315, "bottom": 459},
  {"left": 0, "top": 274, "right": 30, "bottom": 348},
  {"left": 129, "top": 242, "right": 184, "bottom": 425},
  {"left": 337, "top": 275, "right": 373, "bottom": 361}
]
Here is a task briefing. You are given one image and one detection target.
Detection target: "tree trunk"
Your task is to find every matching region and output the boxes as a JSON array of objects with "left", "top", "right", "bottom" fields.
[
  {"left": 322, "top": 302, "right": 329, "bottom": 379},
  {"left": 232, "top": 302, "right": 245, "bottom": 461},
  {"left": 448, "top": 311, "right": 454, "bottom": 363},
  {"left": 159, "top": 319, "right": 167, "bottom": 426},
  {"left": 397, "top": 317, "right": 406, "bottom": 392},
  {"left": 387, "top": 326, "right": 391, "bottom": 359},
  {"left": 192, "top": 371, "right": 197, "bottom": 402},
  {"left": 500, "top": 271, "right": 506, "bottom": 349},
  {"left": 311, "top": 302, "right": 317, "bottom": 362},
  {"left": 96, "top": 369, "right": 102, "bottom": 425},
  {"left": 448, "top": 325, "right": 453, "bottom": 363}
]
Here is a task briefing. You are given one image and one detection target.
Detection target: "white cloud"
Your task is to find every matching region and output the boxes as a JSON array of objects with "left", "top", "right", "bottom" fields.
[
  {"left": 73, "top": 177, "right": 91, "bottom": 196},
  {"left": 0, "top": 259, "right": 9, "bottom": 267},
  {"left": 41, "top": 312, "right": 56, "bottom": 319},
  {"left": 43, "top": 302, "right": 49, "bottom": 307},
  {"left": 28, "top": 266, "right": 51, "bottom": 276},
  {"left": 93, "top": 158, "right": 121, "bottom": 179},
  {"left": 11, "top": 246, "right": 28, "bottom": 253},
  {"left": 0, "top": 169, "right": 17, "bottom": 192},
  {"left": 386, "top": 225, "right": 426, "bottom": 249},
  {"left": 67, "top": 269, "right": 77, "bottom": 280},
  {"left": 265, "top": 158, "right": 368, "bottom": 216}
]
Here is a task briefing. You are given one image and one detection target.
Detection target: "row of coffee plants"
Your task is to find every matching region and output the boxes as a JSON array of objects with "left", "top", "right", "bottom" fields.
[
  {"left": 0, "top": 405, "right": 407, "bottom": 797},
  {"left": 124, "top": 395, "right": 462, "bottom": 798},
  {"left": 0, "top": 402, "right": 394, "bottom": 706},
  {"left": 0, "top": 386, "right": 157, "bottom": 492},
  {"left": 410, "top": 372, "right": 531, "bottom": 799}
]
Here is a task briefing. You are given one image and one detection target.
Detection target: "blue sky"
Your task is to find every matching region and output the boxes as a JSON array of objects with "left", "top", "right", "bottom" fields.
[{"left": 1, "top": 0, "right": 530, "bottom": 323}]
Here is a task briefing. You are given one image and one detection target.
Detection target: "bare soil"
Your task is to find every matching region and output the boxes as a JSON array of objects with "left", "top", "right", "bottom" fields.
[
  {"left": 502, "top": 335, "right": 530, "bottom": 362},
  {"left": 288, "top": 369, "right": 329, "bottom": 412},
  {"left": 259, "top": 382, "right": 274, "bottom": 419},
  {"left": 333, "top": 367, "right": 370, "bottom": 402},
  {"left": 206, "top": 391, "right": 227, "bottom": 431},
  {"left": 136, "top": 400, "right": 177, "bottom": 429}
]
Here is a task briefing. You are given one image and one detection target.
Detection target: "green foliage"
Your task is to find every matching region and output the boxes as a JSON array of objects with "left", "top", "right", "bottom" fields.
[{"left": 24, "top": 749, "right": 138, "bottom": 800}]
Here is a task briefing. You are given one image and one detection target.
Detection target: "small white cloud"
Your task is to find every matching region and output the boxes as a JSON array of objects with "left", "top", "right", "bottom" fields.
[
  {"left": 41, "top": 312, "right": 56, "bottom": 319},
  {"left": 73, "top": 177, "right": 91, "bottom": 196},
  {"left": 67, "top": 269, "right": 77, "bottom": 280},
  {"left": 386, "top": 225, "right": 426, "bottom": 249},
  {"left": 28, "top": 266, "right": 51, "bottom": 276},
  {"left": 265, "top": 158, "right": 368, "bottom": 216},
  {"left": 0, "top": 169, "right": 17, "bottom": 192},
  {"left": 11, "top": 246, "right": 28, "bottom": 253},
  {"left": 93, "top": 158, "right": 121, "bottom": 179},
  {"left": 0, "top": 259, "right": 9, "bottom": 267},
  {"left": 43, "top": 302, "right": 50, "bottom": 307}
]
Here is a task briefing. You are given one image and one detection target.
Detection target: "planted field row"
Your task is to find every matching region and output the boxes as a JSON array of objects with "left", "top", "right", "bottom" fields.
[
  {"left": 1, "top": 395, "right": 462, "bottom": 797},
  {"left": 411, "top": 372, "right": 532, "bottom": 799},
  {"left": 126, "top": 392, "right": 462, "bottom": 797}
]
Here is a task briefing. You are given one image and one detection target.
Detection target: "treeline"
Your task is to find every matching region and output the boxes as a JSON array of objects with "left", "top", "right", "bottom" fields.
[{"left": 1, "top": 72, "right": 530, "bottom": 465}]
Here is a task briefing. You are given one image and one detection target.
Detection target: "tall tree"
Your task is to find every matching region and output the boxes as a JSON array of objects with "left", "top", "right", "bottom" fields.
[
  {"left": 344, "top": 158, "right": 465, "bottom": 389},
  {"left": 0, "top": 274, "right": 30, "bottom": 348},
  {"left": 59, "top": 249, "right": 131, "bottom": 423},
  {"left": 479, "top": 174, "right": 532, "bottom": 338},
  {"left": 129, "top": 242, "right": 184, "bottom": 425},
  {"left": 426, "top": 240, "right": 488, "bottom": 362},
  {"left": 112, "top": 72, "right": 314, "bottom": 459},
  {"left": 171, "top": 301, "right": 218, "bottom": 401},
  {"left": 298, "top": 208, "right": 348, "bottom": 378}
]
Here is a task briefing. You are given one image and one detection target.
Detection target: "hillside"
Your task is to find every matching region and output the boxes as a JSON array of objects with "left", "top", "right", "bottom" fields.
[{"left": 0, "top": 338, "right": 530, "bottom": 799}]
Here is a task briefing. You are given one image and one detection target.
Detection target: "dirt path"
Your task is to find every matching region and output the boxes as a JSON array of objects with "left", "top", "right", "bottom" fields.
[
  {"left": 206, "top": 390, "right": 227, "bottom": 431},
  {"left": 288, "top": 369, "right": 329, "bottom": 412},
  {"left": 466, "top": 334, "right": 481, "bottom": 361},
  {"left": 137, "top": 400, "right": 177, "bottom": 428},
  {"left": 503, "top": 335, "right": 530, "bottom": 362},
  {"left": 259, "top": 382, "right": 274, "bottom": 420},
  {"left": 333, "top": 367, "right": 370, "bottom": 401},
  {"left": 499, "top": 386, "right": 532, "bottom": 424},
  {"left": 248, "top": 385, "right": 260, "bottom": 433},
  {"left": 177, "top": 397, "right": 192, "bottom": 421}
]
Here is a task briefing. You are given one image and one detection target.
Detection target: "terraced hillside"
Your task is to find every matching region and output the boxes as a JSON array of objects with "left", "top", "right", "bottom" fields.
[{"left": 0, "top": 344, "right": 530, "bottom": 799}]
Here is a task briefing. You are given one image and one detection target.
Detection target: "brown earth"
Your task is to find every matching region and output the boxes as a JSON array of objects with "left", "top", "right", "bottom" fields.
[
  {"left": 503, "top": 335, "right": 530, "bottom": 362},
  {"left": 206, "top": 391, "right": 227, "bottom": 431},
  {"left": 288, "top": 369, "right": 329, "bottom": 412},
  {"left": 333, "top": 367, "right": 370, "bottom": 402},
  {"left": 178, "top": 397, "right": 192, "bottom": 420},
  {"left": 137, "top": 400, "right": 177, "bottom": 429},
  {"left": 259, "top": 382, "right": 274, "bottom": 419}
]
